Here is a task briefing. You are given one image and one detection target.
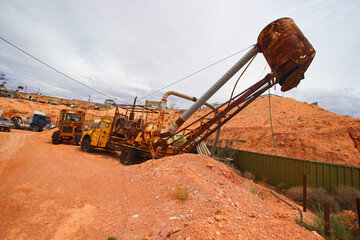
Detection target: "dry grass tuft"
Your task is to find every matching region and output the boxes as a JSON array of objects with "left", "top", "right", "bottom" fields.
[{"left": 170, "top": 185, "right": 190, "bottom": 201}]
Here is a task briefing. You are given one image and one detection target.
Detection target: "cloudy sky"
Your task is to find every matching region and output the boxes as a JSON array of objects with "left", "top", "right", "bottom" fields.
[{"left": 0, "top": 0, "right": 359, "bottom": 118}]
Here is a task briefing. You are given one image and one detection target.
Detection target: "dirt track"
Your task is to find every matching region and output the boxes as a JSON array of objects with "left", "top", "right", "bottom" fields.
[{"left": 0, "top": 129, "right": 322, "bottom": 239}]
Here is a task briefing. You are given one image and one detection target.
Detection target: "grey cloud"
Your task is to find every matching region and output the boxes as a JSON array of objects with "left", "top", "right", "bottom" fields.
[
  {"left": 286, "top": 88, "right": 360, "bottom": 119},
  {"left": 1, "top": 0, "right": 360, "bottom": 112}
]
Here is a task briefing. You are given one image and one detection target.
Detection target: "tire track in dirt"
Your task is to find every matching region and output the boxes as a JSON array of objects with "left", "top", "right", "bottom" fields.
[
  {"left": 0, "top": 130, "right": 35, "bottom": 176},
  {"left": 52, "top": 204, "right": 97, "bottom": 240}
]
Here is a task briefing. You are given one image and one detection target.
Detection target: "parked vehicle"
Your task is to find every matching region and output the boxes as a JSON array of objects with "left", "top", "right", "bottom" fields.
[
  {"left": 11, "top": 111, "right": 51, "bottom": 132},
  {"left": 88, "top": 105, "right": 100, "bottom": 110},
  {"left": 0, "top": 117, "right": 15, "bottom": 132},
  {"left": 47, "top": 99, "right": 58, "bottom": 105},
  {"left": 52, "top": 110, "right": 85, "bottom": 144}
]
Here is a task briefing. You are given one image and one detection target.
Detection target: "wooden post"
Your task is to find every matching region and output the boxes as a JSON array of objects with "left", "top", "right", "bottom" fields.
[
  {"left": 210, "top": 127, "right": 221, "bottom": 157},
  {"left": 324, "top": 202, "right": 330, "bottom": 237},
  {"left": 303, "top": 174, "right": 307, "bottom": 212}
]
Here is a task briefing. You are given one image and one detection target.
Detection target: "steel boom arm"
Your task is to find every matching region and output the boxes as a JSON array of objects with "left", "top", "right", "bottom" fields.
[{"left": 168, "top": 74, "right": 276, "bottom": 154}]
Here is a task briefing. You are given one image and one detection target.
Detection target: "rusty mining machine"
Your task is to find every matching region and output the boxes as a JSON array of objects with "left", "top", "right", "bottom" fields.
[
  {"left": 52, "top": 109, "right": 86, "bottom": 145},
  {"left": 80, "top": 17, "right": 316, "bottom": 165}
]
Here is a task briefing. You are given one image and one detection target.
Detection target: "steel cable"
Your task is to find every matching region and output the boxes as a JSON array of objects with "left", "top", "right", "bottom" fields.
[
  {"left": 140, "top": 45, "right": 255, "bottom": 100},
  {"left": 0, "top": 36, "right": 128, "bottom": 103}
]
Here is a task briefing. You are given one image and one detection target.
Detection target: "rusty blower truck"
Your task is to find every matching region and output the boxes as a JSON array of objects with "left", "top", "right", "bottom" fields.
[
  {"left": 52, "top": 109, "right": 86, "bottom": 145},
  {"left": 80, "top": 18, "right": 316, "bottom": 165}
]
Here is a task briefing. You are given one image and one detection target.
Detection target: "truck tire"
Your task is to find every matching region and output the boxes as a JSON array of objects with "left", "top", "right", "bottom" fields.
[
  {"left": 32, "top": 125, "right": 40, "bottom": 132},
  {"left": 81, "top": 137, "right": 93, "bottom": 152},
  {"left": 75, "top": 132, "right": 83, "bottom": 145},
  {"left": 52, "top": 130, "right": 61, "bottom": 144},
  {"left": 120, "top": 147, "right": 139, "bottom": 165}
]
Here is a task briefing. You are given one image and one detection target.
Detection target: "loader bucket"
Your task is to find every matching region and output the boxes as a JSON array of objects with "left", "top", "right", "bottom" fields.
[{"left": 257, "top": 17, "right": 316, "bottom": 92}]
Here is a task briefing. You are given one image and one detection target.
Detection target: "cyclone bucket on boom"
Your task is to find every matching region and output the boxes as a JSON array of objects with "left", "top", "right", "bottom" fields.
[
  {"left": 164, "top": 17, "right": 316, "bottom": 137},
  {"left": 257, "top": 17, "right": 316, "bottom": 92}
]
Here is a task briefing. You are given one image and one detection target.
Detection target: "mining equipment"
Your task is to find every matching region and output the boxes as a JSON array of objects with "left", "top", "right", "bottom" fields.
[
  {"left": 80, "top": 17, "right": 316, "bottom": 165},
  {"left": 0, "top": 117, "right": 14, "bottom": 132},
  {"left": 52, "top": 109, "right": 85, "bottom": 144}
]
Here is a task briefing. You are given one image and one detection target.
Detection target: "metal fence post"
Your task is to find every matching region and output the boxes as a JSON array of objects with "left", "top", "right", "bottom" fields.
[
  {"left": 356, "top": 198, "right": 360, "bottom": 230},
  {"left": 324, "top": 202, "right": 330, "bottom": 237},
  {"left": 303, "top": 174, "right": 307, "bottom": 212}
]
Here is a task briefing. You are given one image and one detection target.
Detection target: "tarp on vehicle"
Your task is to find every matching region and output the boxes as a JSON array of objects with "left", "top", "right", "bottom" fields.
[{"left": 33, "top": 111, "right": 48, "bottom": 117}]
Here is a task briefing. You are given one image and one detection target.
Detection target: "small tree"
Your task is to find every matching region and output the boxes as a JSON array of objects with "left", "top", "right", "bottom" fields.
[
  {"left": 17, "top": 86, "right": 24, "bottom": 91},
  {"left": 0, "top": 73, "right": 6, "bottom": 89},
  {"left": 0, "top": 81, "right": 7, "bottom": 90},
  {"left": 104, "top": 99, "right": 116, "bottom": 106}
]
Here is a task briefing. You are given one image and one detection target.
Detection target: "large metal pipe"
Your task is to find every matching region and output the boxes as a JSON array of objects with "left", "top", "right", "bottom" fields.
[
  {"left": 161, "top": 90, "right": 216, "bottom": 111},
  {"left": 167, "top": 45, "right": 259, "bottom": 134}
]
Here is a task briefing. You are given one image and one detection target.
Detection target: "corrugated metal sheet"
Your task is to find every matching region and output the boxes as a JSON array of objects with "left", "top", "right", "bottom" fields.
[{"left": 233, "top": 150, "right": 360, "bottom": 192}]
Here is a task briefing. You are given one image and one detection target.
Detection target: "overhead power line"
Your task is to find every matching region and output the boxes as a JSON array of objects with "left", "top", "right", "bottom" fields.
[
  {"left": 140, "top": 45, "right": 254, "bottom": 100},
  {"left": 0, "top": 36, "right": 128, "bottom": 103}
]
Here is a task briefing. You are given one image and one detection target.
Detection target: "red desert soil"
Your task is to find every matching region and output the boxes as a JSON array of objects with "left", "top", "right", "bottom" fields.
[
  {"left": 164, "top": 96, "right": 360, "bottom": 167},
  {"left": 0, "top": 98, "right": 109, "bottom": 125},
  {"left": 0, "top": 129, "right": 321, "bottom": 239},
  {"left": 1, "top": 95, "right": 360, "bottom": 167},
  {"left": 1, "top": 96, "right": 360, "bottom": 167}
]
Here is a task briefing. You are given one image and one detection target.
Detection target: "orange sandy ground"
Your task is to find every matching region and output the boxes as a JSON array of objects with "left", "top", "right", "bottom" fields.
[
  {"left": 164, "top": 96, "right": 360, "bottom": 167},
  {"left": 1, "top": 95, "right": 360, "bottom": 167},
  {"left": 0, "top": 129, "right": 322, "bottom": 239}
]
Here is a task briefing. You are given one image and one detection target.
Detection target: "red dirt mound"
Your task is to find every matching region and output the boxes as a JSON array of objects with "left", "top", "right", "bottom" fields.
[{"left": 0, "top": 129, "right": 321, "bottom": 239}]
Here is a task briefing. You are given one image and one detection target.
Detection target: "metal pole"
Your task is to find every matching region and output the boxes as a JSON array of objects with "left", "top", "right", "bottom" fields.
[
  {"left": 324, "top": 202, "right": 330, "bottom": 237},
  {"left": 181, "top": 46, "right": 259, "bottom": 121},
  {"left": 303, "top": 174, "right": 307, "bottom": 212},
  {"left": 168, "top": 46, "right": 259, "bottom": 133},
  {"left": 356, "top": 198, "right": 360, "bottom": 230}
]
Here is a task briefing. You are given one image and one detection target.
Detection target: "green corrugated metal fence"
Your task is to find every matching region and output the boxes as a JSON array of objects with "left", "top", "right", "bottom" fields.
[{"left": 233, "top": 150, "right": 360, "bottom": 192}]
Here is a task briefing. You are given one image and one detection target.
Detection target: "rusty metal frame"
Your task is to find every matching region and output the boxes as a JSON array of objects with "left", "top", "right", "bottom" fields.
[{"left": 157, "top": 74, "right": 276, "bottom": 154}]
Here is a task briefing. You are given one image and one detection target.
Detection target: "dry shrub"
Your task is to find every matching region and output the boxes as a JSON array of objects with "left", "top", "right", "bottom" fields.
[
  {"left": 335, "top": 185, "right": 360, "bottom": 211},
  {"left": 222, "top": 160, "right": 242, "bottom": 177},
  {"left": 336, "top": 210, "right": 358, "bottom": 231},
  {"left": 243, "top": 171, "right": 255, "bottom": 181},
  {"left": 286, "top": 186, "right": 340, "bottom": 213},
  {"left": 286, "top": 186, "right": 303, "bottom": 201}
]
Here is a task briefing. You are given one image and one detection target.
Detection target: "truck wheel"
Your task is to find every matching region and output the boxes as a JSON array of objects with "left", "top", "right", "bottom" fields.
[
  {"left": 32, "top": 125, "right": 40, "bottom": 132},
  {"left": 120, "top": 147, "right": 139, "bottom": 165},
  {"left": 75, "top": 132, "right": 83, "bottom": 145},
  {"left": 81, "top": 137, "right": 93, "bottom": 152},
  {"left": 52, "top": 130, "right": 61, "bottom": 144}
]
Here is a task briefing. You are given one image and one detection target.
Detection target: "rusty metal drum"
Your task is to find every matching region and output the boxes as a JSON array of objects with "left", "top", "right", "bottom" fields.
[{"left": 257, "top": 18, "right": 316, "bottom": 92}]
